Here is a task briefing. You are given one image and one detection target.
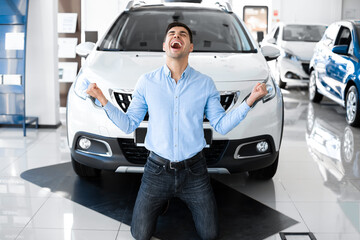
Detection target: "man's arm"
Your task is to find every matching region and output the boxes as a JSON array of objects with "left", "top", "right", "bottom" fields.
[
  {"left": 205, "top": 81, "right": 267, "bottom": 135},
  {"left": 86, "top": 77, "right": 148, "bottom": 134}
]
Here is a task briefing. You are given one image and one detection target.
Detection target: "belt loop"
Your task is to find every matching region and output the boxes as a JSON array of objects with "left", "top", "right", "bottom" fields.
[{"left": 183, "top": 159, "right": 189, "bottom": 169}]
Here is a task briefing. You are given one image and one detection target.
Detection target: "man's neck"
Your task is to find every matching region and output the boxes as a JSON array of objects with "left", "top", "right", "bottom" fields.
[{"left": 166, "top": 57, "right": 189, "bottom": 83}]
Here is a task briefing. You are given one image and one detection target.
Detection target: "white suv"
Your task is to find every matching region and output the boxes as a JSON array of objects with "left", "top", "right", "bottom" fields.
[{"left": 67, "top": 1, "right": 283, "bottom": 180}]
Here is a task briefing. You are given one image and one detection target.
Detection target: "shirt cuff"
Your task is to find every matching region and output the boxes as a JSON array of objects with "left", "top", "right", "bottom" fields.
[{"left": 103, "top": 101, "right": 117, "bottom": 112}]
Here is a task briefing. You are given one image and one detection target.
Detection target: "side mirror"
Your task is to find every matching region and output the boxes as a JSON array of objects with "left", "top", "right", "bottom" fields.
[
  {"left": 267, "top": 37, "right": 276, "bottom": 45},
  {"left": 332, "top": 45, "right": 348, "bottom": 55},
  {"left": 261, "top": 45, "right": 280, "bottom": 61},
  {"left": 75, "top": 42, "right": 96, "bottom": 58}
]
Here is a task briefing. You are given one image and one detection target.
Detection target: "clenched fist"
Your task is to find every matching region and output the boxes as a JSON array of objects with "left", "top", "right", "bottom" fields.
[
  {"left": 246, "top": 82, "right": 268, "bottom": 107},
  {"left": 86, "top": 83, "right": 108, "bottom": 107}
]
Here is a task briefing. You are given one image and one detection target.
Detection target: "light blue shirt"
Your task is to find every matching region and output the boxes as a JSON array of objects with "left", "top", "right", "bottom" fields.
[{"left": 103, "top": 64, "right": 250, "bottom": 162}]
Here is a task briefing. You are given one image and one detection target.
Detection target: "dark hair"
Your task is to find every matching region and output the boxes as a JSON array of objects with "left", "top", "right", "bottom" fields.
[{"left": 164, "top": 22, "right": 193, "bottom": 43}]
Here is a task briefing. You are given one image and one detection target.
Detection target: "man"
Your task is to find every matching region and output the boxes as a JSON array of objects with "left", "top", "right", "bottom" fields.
[{"left": 87, "top": 22, "right": 267, "bottom": 240}]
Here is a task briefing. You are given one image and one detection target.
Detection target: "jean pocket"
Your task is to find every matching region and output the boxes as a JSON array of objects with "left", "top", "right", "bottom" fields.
[
  {"left": 145, "top": 159, "right": 165, "bottom": 175},
  {"left": 188, "top": 160, "right": 207, "bottom": 176}
]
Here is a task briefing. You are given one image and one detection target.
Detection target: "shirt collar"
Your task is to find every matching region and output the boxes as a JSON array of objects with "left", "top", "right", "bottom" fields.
[{"left": 163, "top": 64, "right": 191, "bottom": 79}]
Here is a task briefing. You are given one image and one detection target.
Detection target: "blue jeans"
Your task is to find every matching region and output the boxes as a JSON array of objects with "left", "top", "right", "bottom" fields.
[{"left": 131, "top": 154, "right": 218, "bottom": 240}]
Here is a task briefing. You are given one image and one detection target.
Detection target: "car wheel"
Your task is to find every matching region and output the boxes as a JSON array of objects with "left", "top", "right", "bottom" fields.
[
  {"left": 341, "top": 126, "right": 354, "bottom": 163},
  {"left": 71, "top": 156, "right": 101, "bottom": 177},
  {"left": 346, "top": 85, "right": 360, "bottom": 127},
  {"left": 248, "top": 155, "right": 279, "bottom": 180},
  {"left": 309, "top": 71, "right": 323, "bottom": 103},
  {"left": 306, "top": 102, "right": 315, "bottom": 134}
]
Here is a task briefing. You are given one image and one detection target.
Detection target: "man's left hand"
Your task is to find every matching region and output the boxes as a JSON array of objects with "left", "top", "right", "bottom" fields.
[{"left": 246, "top": 82, "right": 268, "bottom": 107}]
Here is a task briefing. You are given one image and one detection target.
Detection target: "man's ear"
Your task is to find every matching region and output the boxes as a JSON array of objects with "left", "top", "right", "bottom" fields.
[
  {"left": 189, "top": 43, "right": 194, "bottom": 53},
  {"left": 163, "top": 42, "right": 165, "bottom": 51}
]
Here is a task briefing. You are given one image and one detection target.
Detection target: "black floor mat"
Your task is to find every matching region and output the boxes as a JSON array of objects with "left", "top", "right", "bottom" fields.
[{"left": 21, "top": 162, "right": 298, "bottom": 240}]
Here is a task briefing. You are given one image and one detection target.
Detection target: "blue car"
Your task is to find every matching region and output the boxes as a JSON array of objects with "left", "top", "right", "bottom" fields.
[{"left": 309, "top": 20, "right": 360, "bottom": 127}]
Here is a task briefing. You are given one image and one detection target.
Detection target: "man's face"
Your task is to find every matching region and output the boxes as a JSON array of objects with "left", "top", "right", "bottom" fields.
[{"left": 163, "top": 26, "right": 194, "bottom": 59}]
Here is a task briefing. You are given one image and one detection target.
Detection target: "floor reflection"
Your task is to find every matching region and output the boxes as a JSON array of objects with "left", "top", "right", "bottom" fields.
[{"left": 306, "top": 101, "right": 360, "bottom": 232}]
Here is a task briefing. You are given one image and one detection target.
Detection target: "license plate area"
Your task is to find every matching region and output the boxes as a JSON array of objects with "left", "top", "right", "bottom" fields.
[{"left": 135, "top": 128, "right": 213, "bottom": 147}]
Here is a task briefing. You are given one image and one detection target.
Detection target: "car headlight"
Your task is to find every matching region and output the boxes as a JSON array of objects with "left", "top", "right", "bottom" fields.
[
  {"left": 74, "top": 70, "right": 89, "bottom": 100},
  {"left": 244, "top": 74, "right": 276, "bottom": 108},
  {"left": 282, "top": 50, "right": 299, "bottom": 62},
  {"left": 262, "top": 74, "right": 276, "bottom": 103},
  {"left": 73, "top": 70, "right": 102, "bottom": 106}
]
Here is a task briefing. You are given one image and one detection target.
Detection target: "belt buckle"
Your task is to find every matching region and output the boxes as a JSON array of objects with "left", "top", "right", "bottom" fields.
[{"left": 169, "top": 161, "right": 177, "bottom": 170}]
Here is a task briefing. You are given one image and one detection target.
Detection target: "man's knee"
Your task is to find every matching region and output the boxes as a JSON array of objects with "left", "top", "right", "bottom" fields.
[
  {"left": 130, "top": 223, "right": 152, "bottom": 240},
  {"left": 198, "top": 227, "right": 219, "bottom": 240}
]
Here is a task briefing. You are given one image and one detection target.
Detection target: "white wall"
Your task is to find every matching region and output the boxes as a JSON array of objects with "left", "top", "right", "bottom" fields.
[
  {"left": 278, "top": 0, "right": 342, "bottom": 25},
  {"left": 26, "top": 0, "right": 60, "bottom": 126},
  {"left": 81, "top": 0, "right": 123, "bottom": 42},
  {"left": 342, "top": 0, "right": 360, "bottom": 19}
]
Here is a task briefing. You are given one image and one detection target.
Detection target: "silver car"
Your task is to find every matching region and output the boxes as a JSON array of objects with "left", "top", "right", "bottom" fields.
[{"left": 261, "top": 23, "right": 326, "bottom": 88}]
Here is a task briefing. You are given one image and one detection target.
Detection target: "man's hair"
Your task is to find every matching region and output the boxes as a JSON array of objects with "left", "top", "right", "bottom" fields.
[{"left": 164, "top": 22, "right": 193, "bottom": 43}]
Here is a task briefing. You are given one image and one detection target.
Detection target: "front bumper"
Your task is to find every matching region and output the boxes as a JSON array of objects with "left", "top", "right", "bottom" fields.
[
  {"left": 71, "top": 131, "right": 279, "bottom": 174},
  {"left": 279, "top": 58, "right": 310, "bottom": 83}
]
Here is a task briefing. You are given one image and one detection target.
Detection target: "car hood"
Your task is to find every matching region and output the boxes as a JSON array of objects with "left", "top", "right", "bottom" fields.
[
  {"left": 82, "top": 51, "right": 269, "bottom": 90},
  {"left": 281, "top": 41, "right": 317, "bottom": 61}
]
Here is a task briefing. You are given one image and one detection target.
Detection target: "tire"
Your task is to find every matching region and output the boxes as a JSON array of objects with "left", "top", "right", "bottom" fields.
[
  {"left": 309, "top": 71, "right": 323, "bottom": 103},
  {"left": 249, "top": 155, "right": 279, "bottom": 180},
  {"left": 346, "top": 85, "right": 360, "bottom": 127},
  {"left": 71, "top": 156, "right": 101, "bottom": 177},
  {"left": 341, "top": 127, "right": 354, "bottom": 163}
]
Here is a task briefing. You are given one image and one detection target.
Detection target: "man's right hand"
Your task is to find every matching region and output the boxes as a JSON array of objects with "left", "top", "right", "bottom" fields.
[{"left": 86, "top": 83, "right": 108, "bottom": 107}]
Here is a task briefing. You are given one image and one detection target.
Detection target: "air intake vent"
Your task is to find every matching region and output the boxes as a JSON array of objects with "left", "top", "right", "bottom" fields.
[{"left": 119, "top": 138, "right": 228, "bottom": 165}]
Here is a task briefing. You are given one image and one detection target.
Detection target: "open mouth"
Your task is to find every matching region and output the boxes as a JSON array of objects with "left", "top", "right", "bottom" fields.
[{"left": 171, "top": 41, "right": 182, "bottom": 49}]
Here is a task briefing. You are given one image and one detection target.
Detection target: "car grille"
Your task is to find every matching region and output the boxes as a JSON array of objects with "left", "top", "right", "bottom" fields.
[
  {"left": 118, "top": 138, "right": 229, "bottom": 165},
  {"left": 302, "top": 63, "right": 310, "bottom": 75},
  {"left": 113, "top": 91, "right": 238, "bottom": 122}
]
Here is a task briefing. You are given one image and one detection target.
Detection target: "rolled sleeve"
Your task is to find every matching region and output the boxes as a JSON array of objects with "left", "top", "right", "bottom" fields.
[
  {"left": 102, "top": 76, "right": 148, "bottom": 134},
  {"left": 205, "top": 79, "right": 251, "bottom": 135}
]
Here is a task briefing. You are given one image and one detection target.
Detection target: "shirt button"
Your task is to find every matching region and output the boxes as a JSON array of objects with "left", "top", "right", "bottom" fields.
[
  {"left": 175, "top": 144, "right": 177, "bottom": 147},
  {"left": 175, "top": 112, "right": 177, "bottom": 115},
  {"left": 175, "top": 128, "right": 177, "bottom": 131}
]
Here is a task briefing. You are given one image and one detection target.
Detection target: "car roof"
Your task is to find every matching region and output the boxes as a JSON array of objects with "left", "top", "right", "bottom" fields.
[
  {"left": 276, "top": 22, "right": 327, "bottom": 27},
  {"left": 348, "top": 20, "right": 360, "bottom": 26},
  {"left": 125, "top": 1, "right": 232, "bottom": 13}
]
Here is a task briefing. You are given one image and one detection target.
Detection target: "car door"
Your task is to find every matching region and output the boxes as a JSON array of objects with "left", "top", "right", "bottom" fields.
[
  {"left": 327, "top": 25, "right": 357, "bottom": 100},
  {"left": 315, "top": 23, "right": 340, "bottom": 95}
]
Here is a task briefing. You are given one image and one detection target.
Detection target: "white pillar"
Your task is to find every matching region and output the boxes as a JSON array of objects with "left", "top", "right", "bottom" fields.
[{"left": 26, "top": 0, "right": 60, "bottom": 126}]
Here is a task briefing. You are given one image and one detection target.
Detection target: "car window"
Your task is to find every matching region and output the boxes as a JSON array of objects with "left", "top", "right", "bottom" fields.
[
  {"left": 282, "top": 25, "right": 326, "bottom": 42},
  {"left": 321, "top": 23, "right": 339, "bottom": 47},
  {"left": 335, "top": 27, "right": 352, "bottom": 46},
  {"left": 99, "top": 7, "right": 255, "bottom": 52},
  {"left": 354, "top": 24, "right": 360, "bottom": 49}
]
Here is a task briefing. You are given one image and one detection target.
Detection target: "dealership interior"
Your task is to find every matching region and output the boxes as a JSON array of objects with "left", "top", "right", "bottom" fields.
[{"left": 1, "top": 0, "right": 360, "bottom": 239}]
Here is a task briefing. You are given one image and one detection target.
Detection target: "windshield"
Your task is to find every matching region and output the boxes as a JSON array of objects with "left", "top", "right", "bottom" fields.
[
  {"left": 283, "top": 25, "right": 326, "bottom": 42},
  {"left": 99, "top": 7, "right": 255, "bottom": 52}
]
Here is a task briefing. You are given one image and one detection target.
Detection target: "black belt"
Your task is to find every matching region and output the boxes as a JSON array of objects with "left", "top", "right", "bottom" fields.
[{"left": 148, "top": 151, "right": 204, "bottom": 170}]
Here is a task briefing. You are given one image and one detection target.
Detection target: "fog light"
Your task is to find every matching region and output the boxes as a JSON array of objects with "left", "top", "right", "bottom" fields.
[
  {"left": 256, "top": 141, "right": 268, "bottom": 153},
  {"left": 79, "top": 137, "right": 91, "bottom": 150}
]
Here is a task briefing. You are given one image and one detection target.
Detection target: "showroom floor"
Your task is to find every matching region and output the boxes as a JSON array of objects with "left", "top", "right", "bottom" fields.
[{"left": 1, "top": 86, "right": 360, "bottom": 240}]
